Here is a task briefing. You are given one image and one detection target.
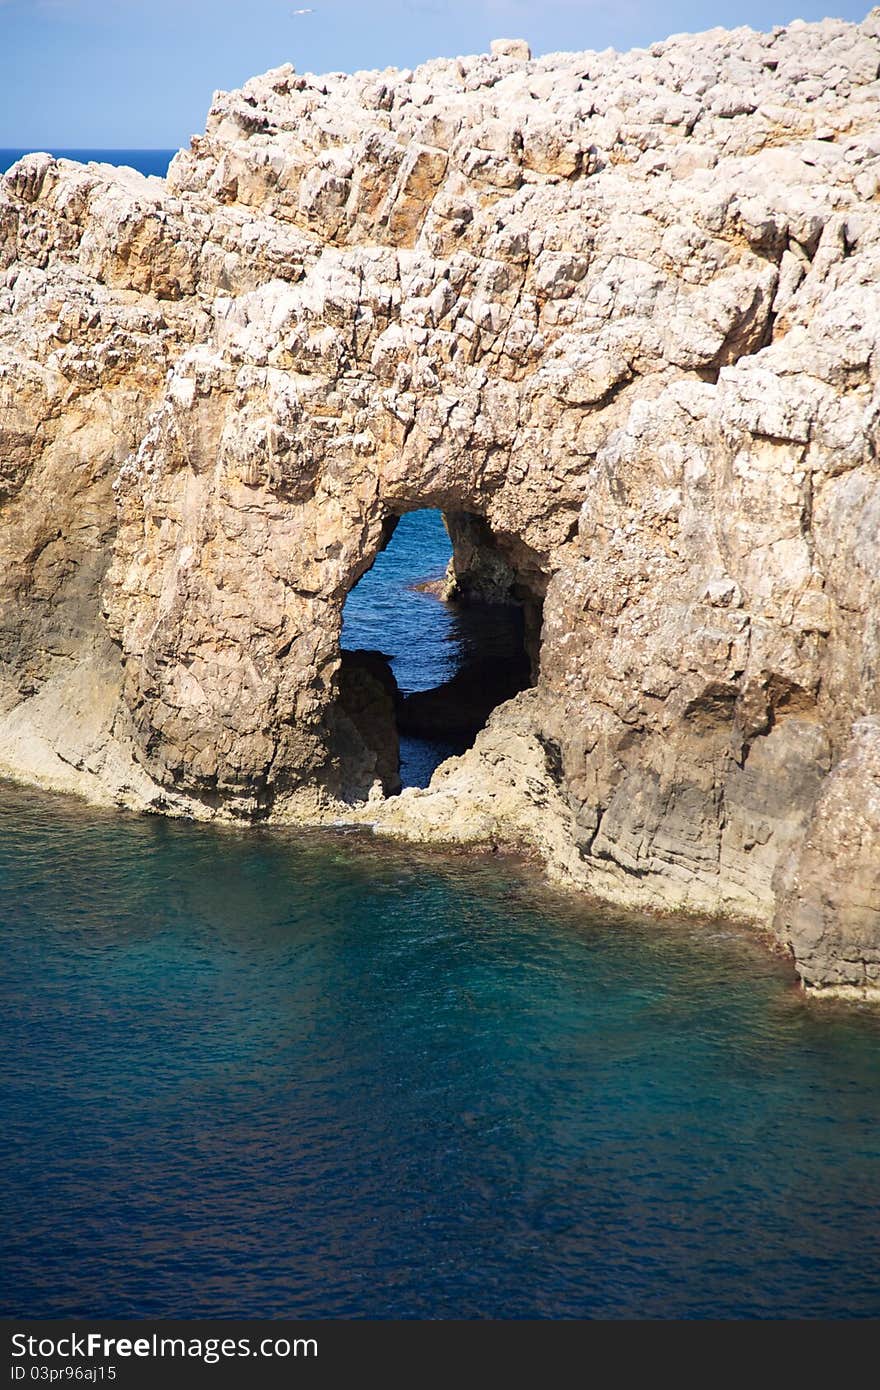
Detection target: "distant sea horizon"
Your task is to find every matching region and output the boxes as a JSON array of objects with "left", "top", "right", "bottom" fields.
[{"left": 0, "top": 149, "right": 177, "bottom": 177}]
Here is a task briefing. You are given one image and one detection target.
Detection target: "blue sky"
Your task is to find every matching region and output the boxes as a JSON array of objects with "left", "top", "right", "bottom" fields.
[{"left": 0, "top": 0, "right": 871, "bottom": 147}]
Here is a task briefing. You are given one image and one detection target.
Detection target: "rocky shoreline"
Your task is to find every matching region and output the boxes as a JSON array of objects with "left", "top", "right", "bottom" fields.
[{"left": 1, "top": 16, "right": 879, "bottom": 996}]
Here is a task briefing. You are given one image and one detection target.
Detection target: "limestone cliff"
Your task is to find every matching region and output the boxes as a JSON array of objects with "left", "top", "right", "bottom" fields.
[{"left": 1, "top": 15, "right": 879, "bottom": 996}]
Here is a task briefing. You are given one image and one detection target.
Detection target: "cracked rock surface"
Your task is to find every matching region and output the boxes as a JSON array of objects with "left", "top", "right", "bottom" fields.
[{"left": 2, "top": 14, "right": 880, "bottom": 995}]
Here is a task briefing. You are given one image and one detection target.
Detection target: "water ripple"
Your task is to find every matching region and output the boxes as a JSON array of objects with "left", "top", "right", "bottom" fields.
[{"left": 1, "top": 779, "right": 879, "bottom": 1317}]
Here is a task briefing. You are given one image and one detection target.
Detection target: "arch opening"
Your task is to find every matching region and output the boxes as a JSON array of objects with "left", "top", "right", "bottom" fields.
[{"left": 336, "top": 509, "right": 541, "bottom": 796}]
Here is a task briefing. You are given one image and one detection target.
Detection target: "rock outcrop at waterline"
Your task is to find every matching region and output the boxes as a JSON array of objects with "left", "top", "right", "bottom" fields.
[{"left": 2, "top": 15, "right": 880, "bottom": 996}]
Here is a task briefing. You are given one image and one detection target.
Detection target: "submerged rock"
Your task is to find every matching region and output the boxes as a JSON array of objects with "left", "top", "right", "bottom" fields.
[{"left": 2, "top": 16, "right": 880, "bottom": 994}]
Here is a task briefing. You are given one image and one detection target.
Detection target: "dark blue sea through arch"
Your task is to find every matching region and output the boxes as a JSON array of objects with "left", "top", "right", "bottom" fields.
[
  {"left": 341, "top": 509, "right": 468, "bottom": 787},
  {"left": 343, "top": 510, "right": 459, "bottom": 695}
]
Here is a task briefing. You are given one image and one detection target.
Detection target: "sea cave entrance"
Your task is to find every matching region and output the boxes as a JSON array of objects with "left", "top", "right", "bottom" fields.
[{"left": 338, "top": 509, "right": 540, "bottom": 794}]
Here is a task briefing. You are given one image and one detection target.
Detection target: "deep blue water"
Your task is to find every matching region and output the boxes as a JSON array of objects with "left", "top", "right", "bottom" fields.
[
  {"left": 0, "top": 149, "right": 176, "bottom": 177},
  {"left": 343, "top": 512, "right": 459, "bottom": 694},
  {"left": 1, "top": 782, "right": 879, "bottom": 1319}
]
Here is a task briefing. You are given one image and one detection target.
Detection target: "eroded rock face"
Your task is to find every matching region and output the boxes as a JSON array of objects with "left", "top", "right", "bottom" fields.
[{"left": 2, "top": 16, "right": 880, "bottom": 994}]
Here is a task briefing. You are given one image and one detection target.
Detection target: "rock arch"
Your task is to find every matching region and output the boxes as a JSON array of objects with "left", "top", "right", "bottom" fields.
[
  {"left": 104, "top": 375, "right": 558, "bottom": 820},
  {"left": 2, "top": 15, "right": 880, "bottom": 993}
]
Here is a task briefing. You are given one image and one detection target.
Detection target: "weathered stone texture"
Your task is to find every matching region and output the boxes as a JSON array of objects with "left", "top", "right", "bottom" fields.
[{"left": 2, "top": 16, "right": 880, "bottom": 993}]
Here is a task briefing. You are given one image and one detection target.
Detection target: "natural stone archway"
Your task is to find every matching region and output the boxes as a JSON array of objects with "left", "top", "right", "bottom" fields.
[{"left": 2, "top": 15, "right": 880, "bottom": 994}]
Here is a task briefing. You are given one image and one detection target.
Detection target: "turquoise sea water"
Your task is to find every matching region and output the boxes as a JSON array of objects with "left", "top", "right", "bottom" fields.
[{"left": 1, "top": 781, "right": 879, "bottom": 1318}]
